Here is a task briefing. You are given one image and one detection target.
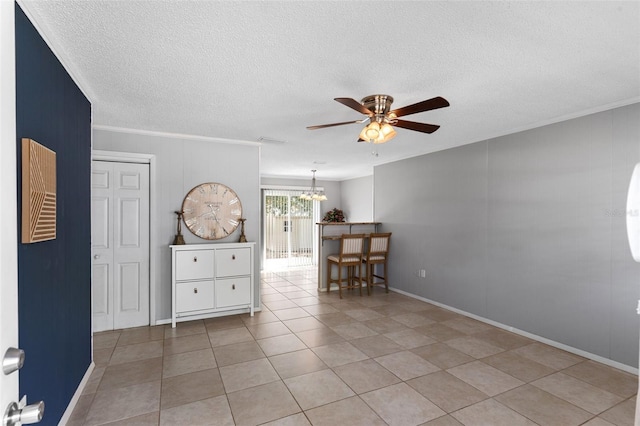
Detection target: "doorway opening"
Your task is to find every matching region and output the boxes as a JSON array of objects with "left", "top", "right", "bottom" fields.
[{"left": 262, "top": 188, "right": 319, "bottom": 270}]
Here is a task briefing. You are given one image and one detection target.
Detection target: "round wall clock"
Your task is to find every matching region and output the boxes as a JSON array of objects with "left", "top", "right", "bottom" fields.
[{"left": 181, "top": 182, "right": 243, "bottom": 240}]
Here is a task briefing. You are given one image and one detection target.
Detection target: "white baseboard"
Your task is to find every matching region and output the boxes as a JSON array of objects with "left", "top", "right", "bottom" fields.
[
  {"left": 389, "top": 286, "right": 639, "bottom": 376},
  {"left": 58, "top": 361, "right": 95, "bottom": 425},
  {"left": 155, "top": 307, "right": 263, "bottom": 326}
]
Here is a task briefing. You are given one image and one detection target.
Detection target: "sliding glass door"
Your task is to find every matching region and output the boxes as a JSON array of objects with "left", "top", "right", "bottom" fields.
[{"left": 263, "top": 189, "right": 319, "bottom": 270}]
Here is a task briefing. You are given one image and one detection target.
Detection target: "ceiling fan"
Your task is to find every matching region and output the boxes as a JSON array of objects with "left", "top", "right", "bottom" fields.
[{"left": 307, "top": 94, "right": 449, "bottom": 144}]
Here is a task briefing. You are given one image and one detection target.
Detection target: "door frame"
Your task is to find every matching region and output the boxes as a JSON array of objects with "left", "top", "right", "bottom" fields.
[{"left": 92, "top": 150, "right": 157, "bottom": 327}]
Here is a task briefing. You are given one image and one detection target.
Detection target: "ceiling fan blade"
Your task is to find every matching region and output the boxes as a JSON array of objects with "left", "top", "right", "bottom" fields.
[
  {"left": 394, "top": 119, "right": 441, "bottom": 134},
  {"left": 306, "top": 120, "right": 362, "bottom": 130},
  {"left": 390, "top": 96, "right": 450, "bottom": 118},
  {"left": 334, "top": 98, "right": 374, "bottom": 116}
]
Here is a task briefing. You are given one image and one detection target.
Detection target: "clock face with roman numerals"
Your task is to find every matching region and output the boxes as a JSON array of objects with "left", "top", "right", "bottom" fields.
[{"left": 181, "top": 182, "right": 243, "bottom": 240}]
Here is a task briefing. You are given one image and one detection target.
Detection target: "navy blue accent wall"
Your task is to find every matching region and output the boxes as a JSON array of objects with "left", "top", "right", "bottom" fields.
[{"left": 15, "top": 5, "right": 92, "bottom": 425}]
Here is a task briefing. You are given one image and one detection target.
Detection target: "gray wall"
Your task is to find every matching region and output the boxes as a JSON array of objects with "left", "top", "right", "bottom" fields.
[
  {"left": 340, "top": 175, "right": 373, "bottom": 222},
  {"left": 375, "top": 103, "right": 640, "bottom": 368},
  {"left": 93, "top": 129, "right": 261, "bottom": 321}
]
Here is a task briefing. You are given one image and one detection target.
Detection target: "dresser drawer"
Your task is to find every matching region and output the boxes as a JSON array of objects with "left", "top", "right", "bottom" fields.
[
  {"left": 215, "top": 277, "right": 250, "bottom": 308},
  {"left": 175, "top": 250, "right": 214, "bottom": 280},
  {"left": 175, "top": 280, "right": 214, "bottom": 313},
  {"left": 215, "top": 248, "right": 251, "bottom": 277}
]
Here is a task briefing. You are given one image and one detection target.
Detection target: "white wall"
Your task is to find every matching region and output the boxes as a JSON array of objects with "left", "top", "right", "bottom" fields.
[
  {"left": 375, "top": 103, "right": 640, "bottom": 369},
  {"left": 93, "top": 128, "right": 261, "bottom": 321}
]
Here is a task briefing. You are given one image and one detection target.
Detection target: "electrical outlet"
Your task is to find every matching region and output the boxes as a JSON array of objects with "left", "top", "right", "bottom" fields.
[{"left": 419, "top": 269, "right": 426, "bottom": 278}]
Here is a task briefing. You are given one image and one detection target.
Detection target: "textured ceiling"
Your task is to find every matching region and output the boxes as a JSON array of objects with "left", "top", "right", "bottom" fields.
[{"left": 20, "top": 1, "right": 640, "bottom": 180}]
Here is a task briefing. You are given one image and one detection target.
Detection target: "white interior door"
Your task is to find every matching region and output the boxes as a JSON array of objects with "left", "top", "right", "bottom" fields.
[
  {"left": 91, "top": 161, "right": 150, "bottom": 332},
  {"left": 0, "top": 0, "right": 19, "bottom": 413}
]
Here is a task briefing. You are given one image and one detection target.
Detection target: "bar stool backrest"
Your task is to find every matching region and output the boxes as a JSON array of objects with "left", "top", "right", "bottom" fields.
[
  {"left": 340, "top": 234, "right": 365, "bottom": 258},
  {"left": 367, "top": 233, "right": 391, "bottom": 259}
]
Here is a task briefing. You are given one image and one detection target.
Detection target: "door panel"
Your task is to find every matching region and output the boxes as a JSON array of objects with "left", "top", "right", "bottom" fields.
[
  {"left": 92, "top": 161, "right": 149, "bottom": 331},
  {"left": 0, "top": 0, "right": 19, "bottom": 411}
]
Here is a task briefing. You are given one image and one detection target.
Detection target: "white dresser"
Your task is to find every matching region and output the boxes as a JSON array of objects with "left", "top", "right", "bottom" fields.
[{"left": 170, "top": 242, "right": 255, "bottom": 327}]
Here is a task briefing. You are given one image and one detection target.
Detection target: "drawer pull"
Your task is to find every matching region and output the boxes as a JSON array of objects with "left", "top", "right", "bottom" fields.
[
  {"left": 232, "top": 254, "right": 236, "bottom": 260},
  {"left": 194, "top": 288, "right": 198, "bottom": 294},
  {"left": 232, "top": 284, "right": 236, "bottom": 290},
  {"left": 193, "top": 256, "right": 198, "bottom": 262}
]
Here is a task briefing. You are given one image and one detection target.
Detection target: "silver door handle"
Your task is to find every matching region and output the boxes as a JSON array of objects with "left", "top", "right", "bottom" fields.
[
  {"left": 94, "top": 255, "right": 100, "bottom": 259},
  {"left": 3, "top": 347, "right": 25, "bottom": 375},
  {"left": 3, "top": 400, "right": 44, "bottom": 426}
]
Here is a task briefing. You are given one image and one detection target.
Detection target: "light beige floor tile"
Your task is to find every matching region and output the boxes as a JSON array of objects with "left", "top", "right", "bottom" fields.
[
  {"left": 93, "top": 331, "right": 120, "bottom": 350},
  {"left": 580, "top": 418, "right": 617, "bottom": 426},
  {"left": 208, "top": 326, "right": 253, "bottom": 347},
  {"left": 85, "top": 381, "right": 161, "bottom": 426},
  {"left": 295, "top": 328, "right": 345, "bottom": 348},
  {"left": 302, "top": 304, "right": 340, "bottom": 315},
  {"left": 65, "top": 393, "right": 95, "bottom": 426},
  {"left": 311, "top": 341, "right": 369, "bottom": 367},
  {"left": 284, "top": 369, "right": 355, "bottom": 409},
  {"left": 274, "top": 307, "right": 312, "bottom": 321},
  {"left": 390, "top": 312, "right": 436, "bottom": 328},
  {"left": 261, "top": 412, "right": 311, "bottom": 425},
  {"left": 99, "top": 357, "right": 162, "bottom": 391},
  {"left": 513, "top": 342, "right": 584, "bottom": 370},
  {"left": 495, "top": 384, "right": 592, "bottom": 426},
  {"left": 397, "top": 300, "right": 432, "bottom": 313},
  {"left": 227, "top": 381, "right": 301, "bottom": 426},
  {"left": 204, "top": 315, "right": 246, "bottom": 331},
  {"left": 375, "top": 350, "right": 439, "bottom": 380},
  {"left": 563, "top": 360, "right": 638, "bottom": 398},
  {"left": 269, "top": 349, "right": 328, "bottom": 379},
  {"left": 160, "top": 368, "right": 225, "bottom": 410},
  {"left": 283, "top": 316, "right": 327, "bottom": 333},
  {"left": 305, "top": 395, "right": 386, "bottom": 426},
  {"left": 420, "top": 307, "right": 462, "bottom": 322},
  {"left": 213, "top": 341, "right": 265, "bottom": 367},
  {"left": 415, "top": 323, "right": 466, "bottom": 342},
  {"left": 163, "top": 332, "right": 211, "bottom": 356},
  {"left": 163, "top": 320, "right": 206, "bottom": 339},
  {"left": 331, "top": 322, "right": 378, "bottom": 340},
  {"left": 445, "top": 336, "right": 505, "bottom": 358},
  {"left": 532, "top": 372, "right": 623, "bottom": 414},
  {"left": 411, "top": 343, "right": 474, "bottom": 369},
  {"left": 421, "top": 414, "right": 464, "bottom": 425},
  {"left": 219, "top": 358, "right": 280, "bottom": 393},
  {"left": 447, "top": 361, "right": 524, "bottom": 396},
  {"left": 82, "top": 366, "right": 105, "bottom": 395},
  {"left": 283, "top": 290, "right": 314, "bottom": 299},
  {"left": 360, "top": 382, "right": 446, "bottom": 426},
  {"left": 117, "top": 326, "right": 165, "bottom": 346},
  {"left": 407, "top": 371, "right": 488, "bottom": 413},
  {"left": 599, "top": 397, "right": 637, "bottom": 426},
  {"left": 351, "top": 335, "right": 403, "bottom": 358},
  {"left": 110, "top": 340, "right": 164, "bottom": 365},
  {"left": 343, "top": 308, "right": 385, "bottom": 321},
  {"left": 159, "top": 395, "right": 233, "bottom": 426},
  {"left": 451, "top": 398, "right": 537, "bottom": 425},
  {"left": 315, "top": 311, "right": 358, "bottom": 327},
  {"left": 363, "top": 317, "right": 409, "bottom": 334},
  {"left": 262, "top": 293, "right": 290, "bottom": 302},
  {"left": 241, "top": 309, "right": 280, "bottom": 325},
  {"left": 101, "top": 411, "right": 159, "bottom": 425},
  {"left": 163, "top": 348, "right": 217, "bottom": 378},
  {"left": 482, "top": 350, "right": 554, "bottom": 382},
  {"left": 384, "top": 329, "right": 437, "bottom": 349},
  {"left": 471, "top": 328, "right": 533, "bottom": 350},
  {"left": 441, "top": 317, "right": 492, "bottom": 335},
  {"left": 258, "top": 333, "right": 307, "bottom": 356},
  {"left": 93, "top": 347, "right": 114, "bottom": 367},
  {"left": 265, "top": 299, "right": 300, "bottom": 311},
  {"left": 333, "top": 359, "right": 401, "bottom": 394},
  {"left": 371, "top": 304, "right": 412, "bottom": 317},
  {"left": 247, "top": 321, "right": 291, "bottom": 339}
]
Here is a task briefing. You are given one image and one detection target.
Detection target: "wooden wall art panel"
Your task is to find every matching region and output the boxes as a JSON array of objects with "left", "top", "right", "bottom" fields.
[{"left": 22, "top": 138, "right": 57, "bottom": 243}]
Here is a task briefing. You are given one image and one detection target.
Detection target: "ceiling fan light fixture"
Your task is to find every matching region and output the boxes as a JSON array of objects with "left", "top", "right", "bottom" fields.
[{"left": 359, "top": 121, "right": 396, "bottom": 144}]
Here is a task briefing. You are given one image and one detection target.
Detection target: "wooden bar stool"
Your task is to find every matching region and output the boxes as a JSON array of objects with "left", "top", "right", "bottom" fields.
[
  {"left": 327, "top": 234, "right": 365, "bottom": 299},
  {"left": 362, "top": 232, "right": 391, "bottom": 294}
]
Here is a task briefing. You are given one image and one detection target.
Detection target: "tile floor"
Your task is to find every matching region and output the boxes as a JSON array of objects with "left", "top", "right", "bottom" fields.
[{"left": 67, "top": 268, "right": 637, "bottom": 425}]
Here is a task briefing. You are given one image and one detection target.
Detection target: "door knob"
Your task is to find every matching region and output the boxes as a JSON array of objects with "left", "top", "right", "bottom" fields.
[
  {"left": 3, "top": 400, "right": 44, "bottom": 426},
  {"left": 2, "top": 347, "right": 25, "bottom": 375},
  {"left": 93, "top": 254, "right": 100, "bottom": 259}
]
